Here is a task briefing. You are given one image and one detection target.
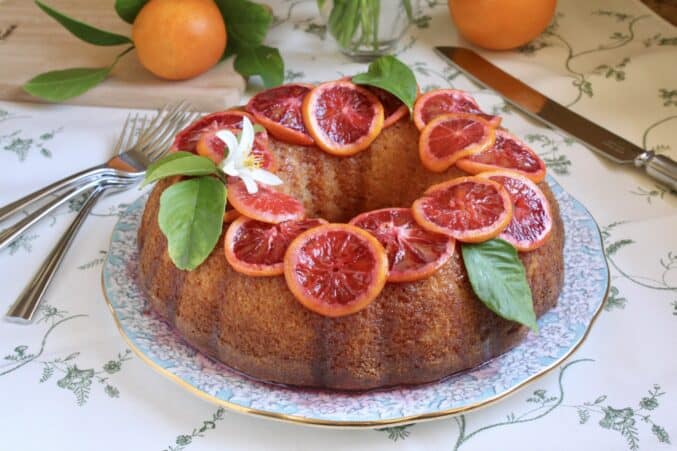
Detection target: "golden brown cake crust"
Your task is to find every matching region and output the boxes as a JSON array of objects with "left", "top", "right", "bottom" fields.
[{"left": 137, "top": 120, "right": 565, "bottom": 390}]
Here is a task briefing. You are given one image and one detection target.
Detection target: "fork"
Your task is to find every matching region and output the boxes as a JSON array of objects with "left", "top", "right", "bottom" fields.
[
  {"left": 0, "top": 102, "right": 197, "bottom": 251},
  {"left": 5, "top": 106, "right": 198, "bottom": 322}
]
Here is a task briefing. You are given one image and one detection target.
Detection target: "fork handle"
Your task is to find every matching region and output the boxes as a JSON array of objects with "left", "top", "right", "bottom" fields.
[
  {"left": 5, "top": 185, "right": 107, "bottom": 323},
  {"left": 0, "top": 174, "right": 110, "bottom": 251},
  {"left": 0, "top": 164, "right": 111, "bottom": 223}
]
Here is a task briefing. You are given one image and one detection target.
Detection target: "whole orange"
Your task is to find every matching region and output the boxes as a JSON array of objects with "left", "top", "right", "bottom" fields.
[
  {"left": 132, "top": 0, "right": 227, "bottom": 80},
  {"left": 448, "top": 0, "right": 557, "bottom": 50}
]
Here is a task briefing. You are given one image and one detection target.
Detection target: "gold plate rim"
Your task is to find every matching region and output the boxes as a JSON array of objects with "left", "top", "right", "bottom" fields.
[{"left": 100, "top": 190, "right": 610, "bottom": 429}]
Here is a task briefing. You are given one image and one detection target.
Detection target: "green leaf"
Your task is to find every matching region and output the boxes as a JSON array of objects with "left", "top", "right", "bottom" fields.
[
  {"left": 352, "top": 55, "right": 418, "bottom": 111},
  {"left": 35, "top": 1, "right": 132, "bottom": 46},
  {"left": 234, "top": 45, "right": 284, "bottom": 88},
  {"left": 142, "top": 151, "right": 218, "bottom": 187},
  {"left": 23, "top": 46, "right": 133, "bottom": 102},
  {"left": 114, "top": 0, "right": 149, "bottom": 24},
  {"left": 214, "top": 0, "right": 272, "bottom": 55},
  {"left": 158, "top": 177, "right": 226, "bottom": 270},
  {"left": 461, "top": 239, "right": 538, "bottom": 331},
  {"left": 23, "top": 67, "right": 111, "bottom": 102}
]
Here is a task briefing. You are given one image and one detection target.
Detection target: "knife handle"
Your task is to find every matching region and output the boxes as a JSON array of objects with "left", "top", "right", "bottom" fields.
[{"left": 635, "top": 152, "right": 677, "bottom": 192}]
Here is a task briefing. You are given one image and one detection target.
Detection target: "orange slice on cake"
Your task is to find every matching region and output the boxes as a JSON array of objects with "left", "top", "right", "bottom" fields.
[
  {"left": 413, "top": 89, "right": 500, "bottom": 130},
  {"left": 349, "top": 207, "right": 455, "bottom": 282},
  {"left": 284, "top": 224, "right": 388, "bottom": 317},
  {"left": 227, "top": 178, "right": 305, "bottom": 224},
  {"left": 412, "top": 176, "right": 513, "bottom": 243},
  {"left": 419, "top": 112, "right": 496, "bottom": 172},
  {"left": 363, "top": 85, "right": 410, "bottom": 128},
  {"left": 225, "top": 216, "right": 327, "bottom": 276},
  {"left": 456, "top": 129, "right": 547, "bottom": 183},
  {"left": 302, "top": 80, "right": 384, "bottom": 156},
  {"left": 477, "top": 170, "right": 553, "bottom": 251},
  {"left": 246, "top": 83, "right": 316, "bottom": 146}
]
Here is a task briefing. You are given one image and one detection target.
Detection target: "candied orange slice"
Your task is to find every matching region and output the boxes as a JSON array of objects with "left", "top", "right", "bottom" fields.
[
  {"left": 302, "top": 80, "right": 384, "bottom": 156},
  {"left": 227, "top": 178, "right": 305, "bottom": 224},
  {"left": 349, "top": 207, "right": 455, "bottom": 282},
  {"left": 412, "top": 176, "right": 513, "bottom": 243},
  {"left": 413, "top": 88, "right": 500, "bottom": 131},
  {"left": 456, "top": 130, "right": 546, "bottom": 183},
  {"left": 419, "top": 112, "right": 496, "bottom": 172},
  {"left": 225, "top": 216, "right": 327, "bottom": 276},
  {"left": 283, "top": 224, "right": 388, "bottom": 317},
  {"left": 246, "top": 83, "right": 315, "bottom": 146},
  {"left": 477, "top": 170, "right": 553, "bottom": 251}
]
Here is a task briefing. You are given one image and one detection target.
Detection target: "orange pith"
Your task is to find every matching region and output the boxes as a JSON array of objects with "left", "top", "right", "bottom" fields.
[
  {"left": 302, "top": 80, "right": 384, "bottom": 156},
  {"left": 227, "top": 178, "right": 305, "bottom": 224},
  {"left": 283, "top": 224, "right": 388, "bottom": 317},
  {"left": 413, "top": 89, "right": 500, "bottom": 131},
  {"left": 455, "top": 130, "right": 547, "bottom": 183},
  {"left": 349, "top": 208, "right": 455, "bottom": 282},
  {"left": 477, "top": 170, "right": 553, "bottom": 251},
  {"left": 246, "top": 83, "right": 316, "bottom": 146},
  {"left": 419, "top": 112, "right": 496, "bottom": 172},
  {"left": 412, "top": 176, "right": 513, "bottom": 242},
  {"left": 225, "top": 216, "right": 327, "bottom": 276}
]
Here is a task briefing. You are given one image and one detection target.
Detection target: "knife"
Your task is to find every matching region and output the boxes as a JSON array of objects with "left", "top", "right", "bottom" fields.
[{"left": 434, "top": 46, "right": 677, "bottom": 191}]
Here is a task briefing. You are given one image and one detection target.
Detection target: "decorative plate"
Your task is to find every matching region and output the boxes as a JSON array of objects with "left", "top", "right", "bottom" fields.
[{"left": 102, "top": 176, "right": 609, "bottom": 428}]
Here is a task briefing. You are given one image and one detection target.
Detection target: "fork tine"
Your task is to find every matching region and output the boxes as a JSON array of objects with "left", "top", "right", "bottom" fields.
[
  {"left": 119, "top": 113, "right": 140, "bottom": 155},
  {"left": 140, "top": 103, "right": 192, "bottom": 153},
  {"left": 144, "top": 111, "right": 198, "bottom": 161},
  {"left": 135, "top": 102, "right": 187, "bottom": 150},
  {"left": 133, "top": 103, "right": 177, "bottom": 149},
  {"left": 112, "top": 114, "right": 133, "bottom": 155}
]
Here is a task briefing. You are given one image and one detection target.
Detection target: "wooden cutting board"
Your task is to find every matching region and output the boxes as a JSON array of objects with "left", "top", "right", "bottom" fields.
[{"left": 0, "top": 0, "right": 245, "bottom": 110}]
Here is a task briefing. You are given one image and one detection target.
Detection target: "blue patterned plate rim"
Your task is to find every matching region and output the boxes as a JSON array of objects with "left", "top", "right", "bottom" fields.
[{"left": 101, "top": 175, "right": 609, "bottom": 428}]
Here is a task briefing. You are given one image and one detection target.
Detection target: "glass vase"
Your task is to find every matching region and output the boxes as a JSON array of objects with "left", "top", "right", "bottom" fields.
[{"left": 318, "top": 0, "right": 413, "bottom": 61}]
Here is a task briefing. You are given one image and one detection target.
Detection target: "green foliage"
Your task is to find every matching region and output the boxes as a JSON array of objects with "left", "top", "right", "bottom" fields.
[
  {"left": 24, "top": 67, "right": 111, "bottom": 102},
  {"left": 158, "top": 177, "right": 227, "bottom": 270},
  {"left": 215, "top": 0, "right": 272, "bottom": 54},
  {"left": 114, "top": 0, "right": 149, "bottom": 24},
  {"left": 35, "top": 1, "right": 132, "bottom": 46},
  {"left": 234, "top": 46, "right": 284, "bottom": 88},
  {"left": 352, "top": 55, "right": 418, "bottom": 111},
  {"left": 461, "top": 239, "right": 537, "bottom": 331},
  {"left": 214, "top": 0, "right": 283, "bottom": 87},
  {"left": 142, "top": 152, "right": 219, "bottom": 187}
]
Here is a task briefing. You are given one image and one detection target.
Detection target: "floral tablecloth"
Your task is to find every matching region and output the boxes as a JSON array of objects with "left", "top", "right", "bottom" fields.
[{"left": 1, "top": 0, "right": 675, "bottom": 449}]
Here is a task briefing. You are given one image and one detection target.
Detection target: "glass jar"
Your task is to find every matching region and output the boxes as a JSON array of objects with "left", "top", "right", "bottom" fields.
[{"left": 318, "top": 0, "right": 413, "bottom": 61}]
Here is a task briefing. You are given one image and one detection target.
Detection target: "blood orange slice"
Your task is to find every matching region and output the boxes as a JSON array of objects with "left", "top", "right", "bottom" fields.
[
  {"left": 413, "top": 89, "right": 500, "bottom": 131},
  {"left": 195, "top": 129, "right": 275, "bottom": 170},
  {"left": 349, "top": 208, "right": 455, "bottom": 282},
  {"left": 477, "top": 170, "right": 553, "bottom": 251},
  {"left": 284, "top": 224, "right": 388, "bottom": 317},
  {"left": 364, "top": 85, "right": 409, "bottom": 128},
  {"left": 227, "top": 177, "right": 305, "bottom": 224},
  {"left": 456, "top": 130, "right": 547, "bottom": 183},
  {"left": 245, "top": 83, "right": 315, "bottom": 146},
  {"left": 419, "top": 112, "right": 496, "bottom": 172},
  {"left": 412, "top": 177, "right": 513, "bottom": 243},
  {"left": 302, "top": 80, "right": 384, "bottom": 156},
  {"left": 173, "top": 110, "right": 275, "bottom": 169},
  {"left": 225, "top": 216, "right": 327, "bottom": 276}
]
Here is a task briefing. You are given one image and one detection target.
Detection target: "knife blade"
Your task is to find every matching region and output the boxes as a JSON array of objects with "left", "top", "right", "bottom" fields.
[{"left": 434, "top": 46, "right": 677, "bottom": 191}]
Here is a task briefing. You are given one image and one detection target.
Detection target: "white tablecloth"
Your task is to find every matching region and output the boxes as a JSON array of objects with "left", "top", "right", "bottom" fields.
[{"left": 1, "top": 0, "right": 675, "bottom": 449}]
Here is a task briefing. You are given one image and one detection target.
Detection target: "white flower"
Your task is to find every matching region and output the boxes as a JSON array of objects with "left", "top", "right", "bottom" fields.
[{"left": 216, "top": 117, "right": 282, "bottom": 194}]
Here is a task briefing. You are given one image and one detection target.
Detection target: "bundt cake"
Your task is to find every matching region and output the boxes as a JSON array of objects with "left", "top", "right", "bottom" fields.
[{"left": 137, "top": 117, "right": 565, "bottom": 390}]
